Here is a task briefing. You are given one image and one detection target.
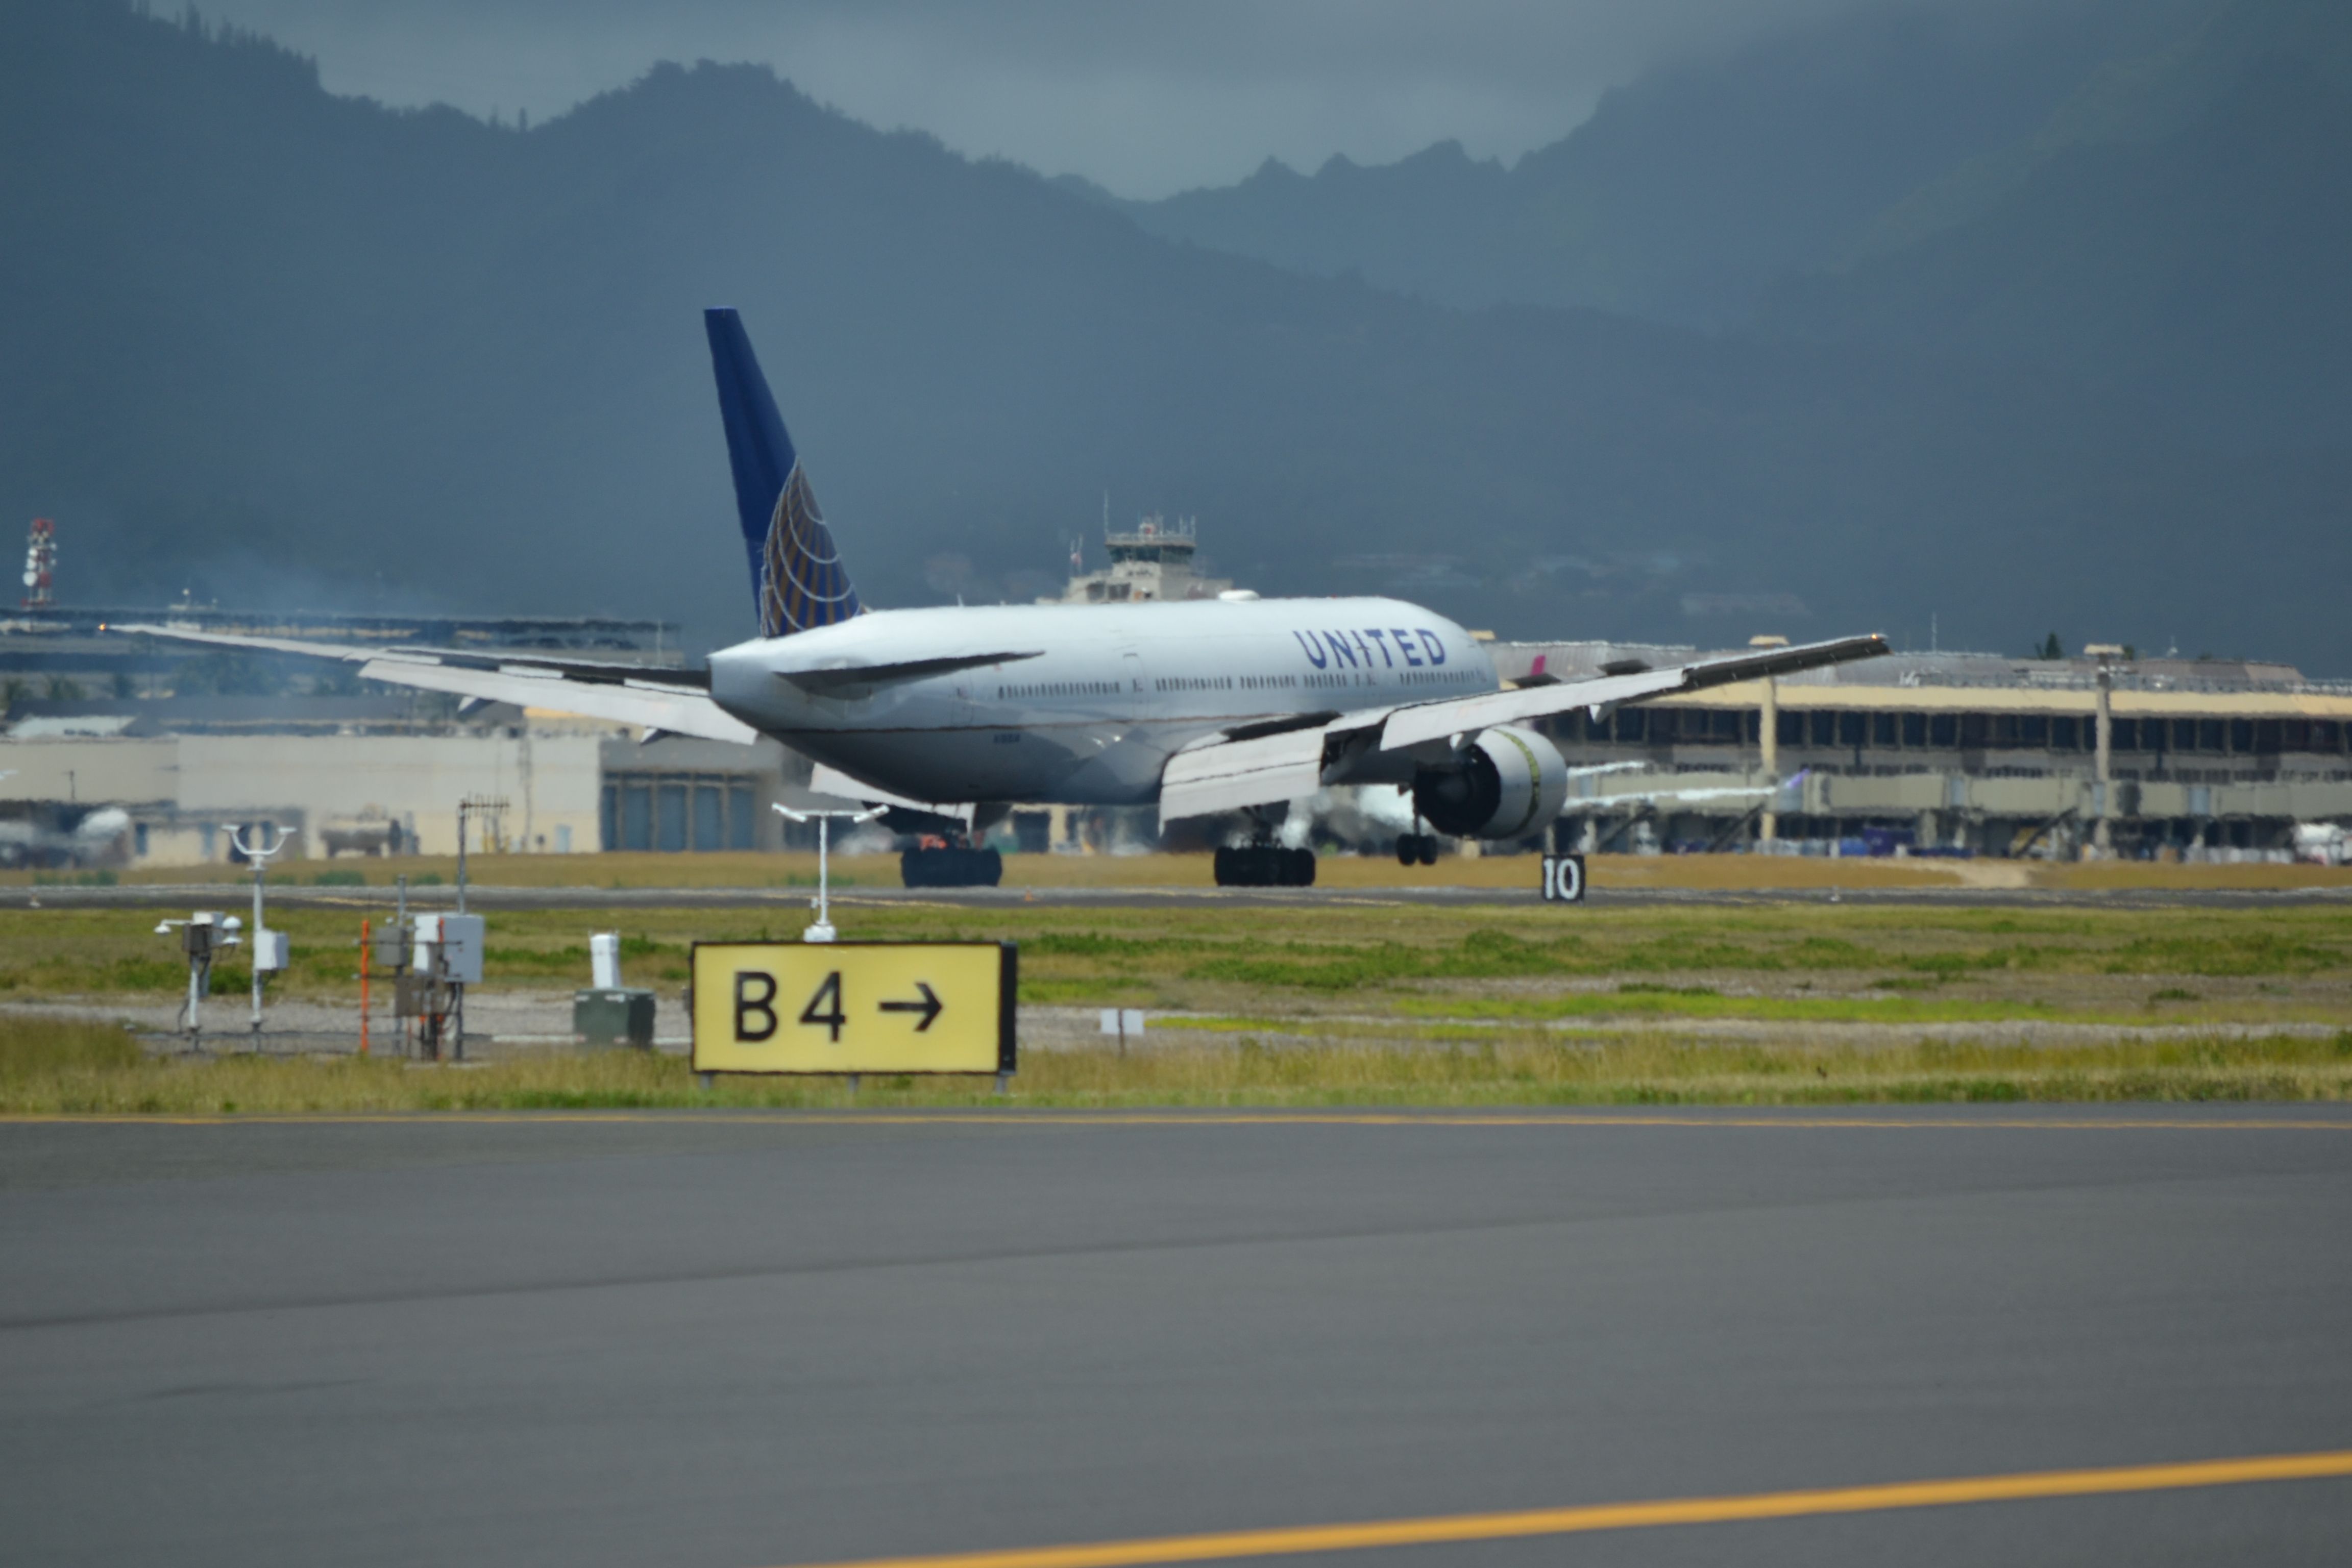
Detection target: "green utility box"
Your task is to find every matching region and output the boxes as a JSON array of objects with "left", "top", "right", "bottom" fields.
[{"left": 573, "top": 988, "right": 656, "bottom": 1049}]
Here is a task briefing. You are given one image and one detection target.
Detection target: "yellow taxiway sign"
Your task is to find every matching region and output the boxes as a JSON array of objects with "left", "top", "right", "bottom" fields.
[{"left": 690, "top": 942, "right": 1015, "bottom": 1075}]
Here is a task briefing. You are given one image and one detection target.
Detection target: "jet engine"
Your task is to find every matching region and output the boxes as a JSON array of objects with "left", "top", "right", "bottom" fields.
[{"left": 1412, "top": 724, "right": 1569, "bottom": 841}]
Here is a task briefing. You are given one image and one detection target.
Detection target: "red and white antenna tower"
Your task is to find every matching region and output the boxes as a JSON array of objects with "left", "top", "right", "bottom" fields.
[{"left": 21, "top": 518, "right": 56, "bottom": 609}]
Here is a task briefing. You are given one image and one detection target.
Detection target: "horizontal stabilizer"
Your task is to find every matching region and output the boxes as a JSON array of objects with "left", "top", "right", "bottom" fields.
[{"left": 777, "top": 650, "right": 1042, "bottom": 695}]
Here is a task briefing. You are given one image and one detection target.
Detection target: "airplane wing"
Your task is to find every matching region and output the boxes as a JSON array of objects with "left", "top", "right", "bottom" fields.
[
  {"left": 1579, "top": 783, "right": 1778, "bottom": 809},
  {"left": 1573, "top": 768, "right": 1810, "bottom": 812},
  {"left": 111, "top": 624, "right": 761, "bottom": 743},
  {"left": 1374, "top": 633, "right": 1890, "bottom": 751},
  {"left": 1157, "top": 633, "right": 1886, "bottom": 825}
]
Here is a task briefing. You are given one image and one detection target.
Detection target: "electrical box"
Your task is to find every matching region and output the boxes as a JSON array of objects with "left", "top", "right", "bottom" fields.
[
  {"left": 574, "top": 988, "right": 656, "bottom": 1049},
  {"left": 372, "top": 919, "right": 412, "bottom": 972},
  {"left": 252, "top": 929, "right": 290, "bottom": 972},
  {"left": 181, "top": 914, "right": 223, "bottom": 959},
  {"left": 414, "top": 913, "right": 485, "bottom": 984}
]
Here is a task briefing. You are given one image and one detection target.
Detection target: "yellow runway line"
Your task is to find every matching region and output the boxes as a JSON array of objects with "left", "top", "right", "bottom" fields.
[
  {"left": 6, "top": 1110, "right": 2352, "bottom": 1130},
  {"left": 777, "top": 1449, "right": 2352, "bottom": 1568}
]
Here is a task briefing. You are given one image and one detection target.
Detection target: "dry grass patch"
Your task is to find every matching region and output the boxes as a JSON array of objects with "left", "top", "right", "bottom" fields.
[{"left": 6, "top": 1014, "right": 2351, "bottom": 1114}]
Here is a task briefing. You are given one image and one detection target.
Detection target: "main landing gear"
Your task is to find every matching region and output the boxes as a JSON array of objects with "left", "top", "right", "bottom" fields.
[
  {"left": 1395, "top": 808, "right": 1440, "bottom": 866},
  {"left": 1213, "top": 843, "right": 1317, "bottom": 887},
  {"left": 1395, "top": 833, "right": 1439, "bottom": 866},
  {"left": 898, "top": 832, "right": 1003, "bottom": 888}
]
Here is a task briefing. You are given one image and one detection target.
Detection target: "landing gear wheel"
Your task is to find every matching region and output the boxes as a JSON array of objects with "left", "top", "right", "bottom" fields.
[
  {"left": 899, "top": 847, "right": 1003, "bottom": 888},
  {"left": 1214, "top": 845, "right": 1316, "bottom": 887},
  {"left": 1396, "top": 833, "right": 1440, "bottom": 866}
]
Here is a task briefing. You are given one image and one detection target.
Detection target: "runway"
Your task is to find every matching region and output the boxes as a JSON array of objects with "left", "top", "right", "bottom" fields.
[
  {"left": 6, "top": 880, "right": 2349, "bottom": 912},
  {"left": 4, "top": 1108, "right": 2350, "bottom": 1567}
]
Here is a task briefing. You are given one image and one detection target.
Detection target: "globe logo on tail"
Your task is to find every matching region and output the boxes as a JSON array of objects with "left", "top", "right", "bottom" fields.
[{"left": 760, "top": 463, "right": 860, "bottom": 639}]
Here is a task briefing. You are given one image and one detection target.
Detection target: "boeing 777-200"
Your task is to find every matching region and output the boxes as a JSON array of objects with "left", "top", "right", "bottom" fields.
[{"left": 122, "top": 309, "right": 1888, "bottom": 885}]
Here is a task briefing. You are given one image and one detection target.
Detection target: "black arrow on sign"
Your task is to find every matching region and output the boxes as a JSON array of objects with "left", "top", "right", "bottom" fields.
[{"left": 878, "top": 982, "right": 943, "bottom": 1032}]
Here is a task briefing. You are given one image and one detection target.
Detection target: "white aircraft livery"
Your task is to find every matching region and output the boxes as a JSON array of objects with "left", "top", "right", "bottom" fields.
[{"left": 125, "top": 309, "right": 1888, "bottom": 885}]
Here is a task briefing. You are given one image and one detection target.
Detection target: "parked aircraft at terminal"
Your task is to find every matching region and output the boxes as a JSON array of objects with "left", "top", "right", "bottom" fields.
[{"left": 125, "top": 310, "right": 1887, "bottom": 884}]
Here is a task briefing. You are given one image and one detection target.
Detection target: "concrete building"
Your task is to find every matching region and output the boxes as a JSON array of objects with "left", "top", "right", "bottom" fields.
[
  {"left": 1497, "top": 643, "right": 2352, "bottom": 859},
  {"left": 0, "top": 706, "right": 808, "bottom": 868}
]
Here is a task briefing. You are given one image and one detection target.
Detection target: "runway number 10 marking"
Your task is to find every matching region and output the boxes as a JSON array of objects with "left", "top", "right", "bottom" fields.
[
  {"left": 692, "top": 941, "right": 1015, "bottom": 1076},
  {"left": 1541, "top": 853, "right": 1587, "bottom": 903}
]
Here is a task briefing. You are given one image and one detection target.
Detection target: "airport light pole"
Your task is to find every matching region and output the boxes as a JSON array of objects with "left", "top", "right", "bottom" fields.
[
  {"left": 227, "top": 823, "right": 294, "bottom": 1044},
  {"left": 2084, "top": 644, "right": 2124, "bottom": 859},
  {"left": 773, "top": 803, "right": 886, "bottom": 942},
  {"left": 1751, "top": 634, "right": 1788, "bottom": 848}
]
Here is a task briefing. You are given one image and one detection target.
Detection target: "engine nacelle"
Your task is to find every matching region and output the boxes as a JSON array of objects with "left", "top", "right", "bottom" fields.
[{"left": 1412, "top": 724, "right": 1569, "bottom": 841}]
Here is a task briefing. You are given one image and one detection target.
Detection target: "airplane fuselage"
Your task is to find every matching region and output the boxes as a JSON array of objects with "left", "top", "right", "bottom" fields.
[{"left": 706, "top": 596, "right": 1497, "bottom": 806}]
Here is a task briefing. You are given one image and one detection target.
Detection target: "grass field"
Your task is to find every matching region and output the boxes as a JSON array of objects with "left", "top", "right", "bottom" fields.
[
  {"left": 5, "top": 1013, "right": 2349, "bottom": 1114},
  {"left": 5, "top": 891, "right": 2352, "bottom": 1112}
]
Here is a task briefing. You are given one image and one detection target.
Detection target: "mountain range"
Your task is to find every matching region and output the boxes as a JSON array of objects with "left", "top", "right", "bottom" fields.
[{"left": 1, "top": 0, "right": 2345, "bottom": 669}]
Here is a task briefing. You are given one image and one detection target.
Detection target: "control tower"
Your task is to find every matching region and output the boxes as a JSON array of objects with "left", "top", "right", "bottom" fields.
[{"left": 1047, "top": 514, "right": 1235, "bottom": 604}]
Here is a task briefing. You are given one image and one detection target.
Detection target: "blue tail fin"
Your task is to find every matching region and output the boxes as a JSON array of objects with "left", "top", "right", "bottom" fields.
[{"left": 704, "top": 308, "right": 861, "bottom": 638}]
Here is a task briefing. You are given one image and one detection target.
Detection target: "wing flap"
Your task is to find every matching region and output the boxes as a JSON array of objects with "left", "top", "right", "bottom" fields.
[{"left": 1159, "top": 725, "right": 1335, "bottom": 827}]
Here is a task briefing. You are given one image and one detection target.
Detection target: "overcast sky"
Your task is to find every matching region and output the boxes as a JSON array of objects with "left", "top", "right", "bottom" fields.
[{"left": 199, "top": 0, "right": 1923, "bottom": 198}]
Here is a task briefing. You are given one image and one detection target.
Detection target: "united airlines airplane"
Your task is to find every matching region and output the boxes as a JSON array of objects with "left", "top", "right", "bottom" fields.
[{"left": 126, "top": 309, "right": 1886, "bottom": 886}]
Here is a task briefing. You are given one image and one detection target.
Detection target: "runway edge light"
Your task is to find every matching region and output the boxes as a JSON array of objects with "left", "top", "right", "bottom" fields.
[{"left": 689, "top": 940, "right": 1016, "bottom": 1086}]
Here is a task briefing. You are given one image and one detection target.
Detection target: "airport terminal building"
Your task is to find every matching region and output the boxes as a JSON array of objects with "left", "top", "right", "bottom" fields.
[
  {"left": 1498, "top": 642, "right": 2352, "bottom": 859},
  {"left": 0, "top": 605, "right": 812, "bottom": 867}
]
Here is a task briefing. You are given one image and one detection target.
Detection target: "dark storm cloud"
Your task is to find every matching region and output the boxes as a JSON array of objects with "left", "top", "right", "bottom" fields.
[{"left": 197, "top": 0, "right": 1941, "bottom": 195}]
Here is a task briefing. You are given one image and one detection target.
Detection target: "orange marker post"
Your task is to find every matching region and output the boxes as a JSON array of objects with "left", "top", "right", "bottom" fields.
[{"left": 359, "top": 918, "right": 371, "bottom": 1057}]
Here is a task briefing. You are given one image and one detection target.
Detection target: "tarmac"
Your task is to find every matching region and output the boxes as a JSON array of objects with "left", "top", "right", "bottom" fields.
[
  {"left": 4, "top": 1107, "right": 2349, "bottom": 1566},
  {"left": 6, "top": 880, "right": 2352, "bottom": 911}
]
